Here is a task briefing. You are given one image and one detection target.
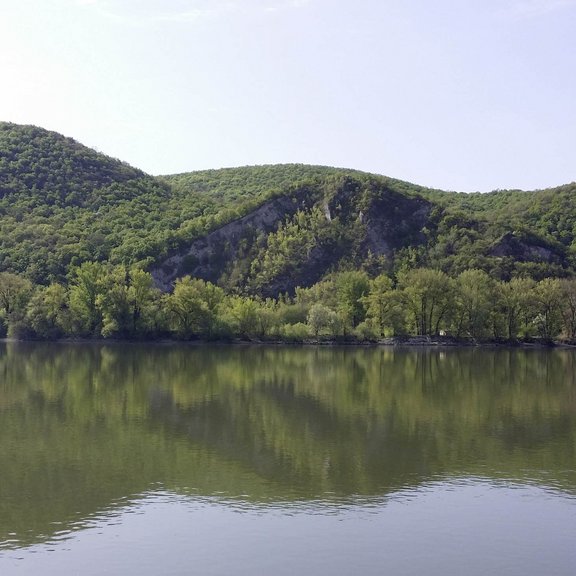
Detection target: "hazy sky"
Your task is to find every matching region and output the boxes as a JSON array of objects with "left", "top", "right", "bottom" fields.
[{"left": 1, "top": 0, "right": 574, "bottom": 191}]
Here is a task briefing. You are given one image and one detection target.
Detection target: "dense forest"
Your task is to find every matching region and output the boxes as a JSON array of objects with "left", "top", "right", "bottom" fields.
[{"left": 1, "top": 120, "right": 576, "bottom": 342}]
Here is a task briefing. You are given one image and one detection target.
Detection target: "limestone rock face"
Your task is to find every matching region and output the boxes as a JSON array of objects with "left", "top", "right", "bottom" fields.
[{"left": 151, "top": 177, "right": 433, "bottom": 296}]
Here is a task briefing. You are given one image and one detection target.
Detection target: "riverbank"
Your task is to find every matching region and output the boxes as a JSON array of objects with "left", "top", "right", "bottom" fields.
[{"left": 2, "top": 335, "right": 576, "bottom": 348}]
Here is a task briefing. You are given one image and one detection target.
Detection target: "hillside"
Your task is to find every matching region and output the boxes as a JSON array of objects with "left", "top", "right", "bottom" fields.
[
  {"left": 0, "top": 122, "right": 175, "bottom": 281},
  {"left": 1, "top": 121, "right": 575, "bottom": 293},
  {"left": 151, "top": 175, "right": 432, "bottom": 296}
]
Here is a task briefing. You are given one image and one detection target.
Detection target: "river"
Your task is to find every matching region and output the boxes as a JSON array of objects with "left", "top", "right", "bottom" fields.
[{"left": 0, "top": 343, "right": 575, "bottom": 575}]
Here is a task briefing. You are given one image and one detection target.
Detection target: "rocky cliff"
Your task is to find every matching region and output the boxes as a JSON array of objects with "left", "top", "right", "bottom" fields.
[{"left": 151, "top": 177, "right": 433, "bottom": 295}]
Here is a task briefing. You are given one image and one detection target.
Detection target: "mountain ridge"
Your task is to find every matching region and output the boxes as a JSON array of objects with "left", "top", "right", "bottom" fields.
[{"left": 1, "top": 121, "right": 575, "bottom": 292}]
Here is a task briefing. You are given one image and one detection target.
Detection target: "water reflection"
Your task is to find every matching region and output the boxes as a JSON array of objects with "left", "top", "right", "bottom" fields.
[{"left": 0, "top": 343, "right": 575, "bottom": 551}]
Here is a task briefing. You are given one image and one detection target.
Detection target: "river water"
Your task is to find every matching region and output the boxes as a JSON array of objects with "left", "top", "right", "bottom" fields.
[{"left": 0, "top": 343, "right": 575, "bottom": 575}]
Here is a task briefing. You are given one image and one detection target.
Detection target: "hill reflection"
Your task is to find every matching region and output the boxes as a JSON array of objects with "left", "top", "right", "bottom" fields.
[{"left": 1, "top": 343, "right": 575, "bottom": 549}]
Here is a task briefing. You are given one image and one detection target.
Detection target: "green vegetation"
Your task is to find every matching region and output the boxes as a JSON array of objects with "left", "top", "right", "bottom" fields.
[
  {"left": 2, "top": 121, "right": 576, "bottom": 342},
  {"left": 2, "top": 265, "right": 576, "bottom": 343}
]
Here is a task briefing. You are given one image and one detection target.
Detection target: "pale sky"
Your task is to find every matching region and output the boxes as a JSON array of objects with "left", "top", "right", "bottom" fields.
[{"left": 1, "top": 0, "right": 574, "bottom": 192}]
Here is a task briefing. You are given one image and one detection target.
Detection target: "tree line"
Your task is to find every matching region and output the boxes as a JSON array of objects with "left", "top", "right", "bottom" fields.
[{"left": 1, "top": 264, "right": 576, "bottom": 343}]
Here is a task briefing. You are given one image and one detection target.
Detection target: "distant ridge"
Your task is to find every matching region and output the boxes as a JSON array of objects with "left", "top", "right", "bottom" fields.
[{"left": 0, "top": 121, "right": 575, "bottom": 289}]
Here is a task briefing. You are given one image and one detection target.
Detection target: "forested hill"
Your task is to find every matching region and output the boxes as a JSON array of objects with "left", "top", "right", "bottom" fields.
[
  {"left": 1, "top": 120, "right": 576, "bottom": 292},
  {"left": 0, "top": 122, "right": 145, "bottom": 199}
]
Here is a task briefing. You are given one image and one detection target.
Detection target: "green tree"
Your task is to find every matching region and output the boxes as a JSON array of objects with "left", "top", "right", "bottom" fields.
[
  {"left": 97, "top": 266, "right": 132, "bottom": 338},
  {"left": 165, "top": 276, "right": 225, "bottom": 338},
  {"left": 307, "top": 303, "right": 339, "bottom": 338},
  {"left": 335, "top": 271, "right": 370, "bottom": 331},
  {"left": 363, "top": 274, "right": 404, "bottom": 337},
  {"left": 558, "top": 278, "right": 576, "bottom": 340},
  {"left": 0, "top": 272, "right": 33, "bottom": 316},
  {"left": 0, "top": 272, "right": 33, "bottom": 336},
  {"left": 533, "top": 278, "right": 563, "bottom": 340},
  {"left": 255, "top": 298, "right": 280, "bottom": 338},
  {"left": 96, "top": 266, "right": 160, "bottom": 338},
  {"left": 226, "top": 296, "right": 259, "bottom": 338},
  {"left": 397, "top": 268, "right": 452, "bottom": 336},
  {"left": 68, "top": 261, "right": 108, "bottom": 335},
  {"left": 25, "top": 283, "right": 70, "bottom": 338},
  {"left": 492, "top": 278, "right": 536, "bottom": 340},
  {"left": 453, "top": 269, "right": 494, "bottom": 339}
]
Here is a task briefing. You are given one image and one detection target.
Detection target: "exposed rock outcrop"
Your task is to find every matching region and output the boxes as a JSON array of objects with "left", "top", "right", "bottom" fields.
[
  {"left": 362, "top": 188, "right": 431, "bottom": 256},
  {"left": 151, "top": 188, "right": 315, "bottom": 291},
  {"left": 151, "top": 178, "right": 433, "bottom": 294},
  {"left": 489, "top": 232, "right": 559, "bottom": 263}
]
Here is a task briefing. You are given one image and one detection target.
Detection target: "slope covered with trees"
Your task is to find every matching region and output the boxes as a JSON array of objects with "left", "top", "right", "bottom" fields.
[{"left": 1, "top": 121, "right": 576, "bottom": 342}]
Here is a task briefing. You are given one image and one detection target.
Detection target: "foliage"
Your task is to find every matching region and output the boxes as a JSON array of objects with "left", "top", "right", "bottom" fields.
[
  {"left": 397, "top": 268, "right": 453, "bottom": 336},
  {"left": 3, "top": 122, "right": 576, "bottom": 343},
  {"left": 2, "top": 262, "right": 575, "bottom": 343},
  {"left": 307, "top": 303, "right": 339, "bottom": 338},
  {"left": 165, "top": 276, "right": 225, "bottom": 339}
]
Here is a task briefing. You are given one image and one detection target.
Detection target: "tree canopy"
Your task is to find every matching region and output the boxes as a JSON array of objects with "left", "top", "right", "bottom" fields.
[{"left": 2, "top": 121, "right": 576, "bottom": 342}]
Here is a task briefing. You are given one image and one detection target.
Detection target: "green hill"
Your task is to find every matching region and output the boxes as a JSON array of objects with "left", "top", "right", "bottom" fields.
[
  {"left": 151, "top": 174, "right": 433, "bottom": 295},
  {"left": 0, "top": 122, "right": 174, "bottom": 281},
  {"left": 1, "top": 121, "right": 575, "bottom": 292},
  {"left": 3, "top": 121, "right": 576, "bottom": 342}
]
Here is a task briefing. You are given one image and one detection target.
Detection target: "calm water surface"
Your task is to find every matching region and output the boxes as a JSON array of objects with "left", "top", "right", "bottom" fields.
[{"left": 0, "top": 343, "right": 575, "bottom": 575}]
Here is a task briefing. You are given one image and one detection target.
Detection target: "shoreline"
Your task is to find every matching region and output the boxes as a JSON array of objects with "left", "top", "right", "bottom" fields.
[{"left": 2, "top": 335, "right": 576, "bottom": 349}]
